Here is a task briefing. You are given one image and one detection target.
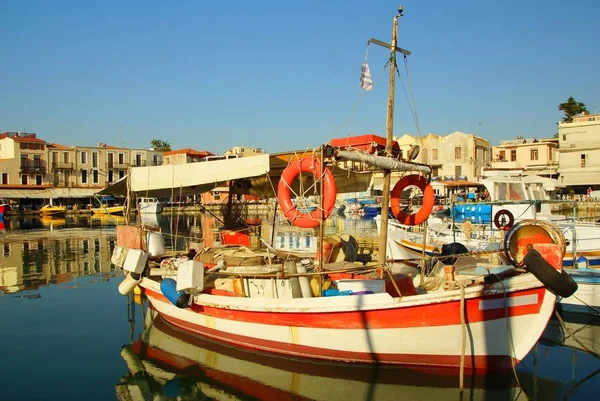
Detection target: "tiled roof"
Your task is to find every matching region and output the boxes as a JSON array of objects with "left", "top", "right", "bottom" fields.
[
  {"left": 163, "top": 148, "right": 214, "bottom": 157},
  {"left": 0, "top": 132, "right": 46, "bottom": 143}
]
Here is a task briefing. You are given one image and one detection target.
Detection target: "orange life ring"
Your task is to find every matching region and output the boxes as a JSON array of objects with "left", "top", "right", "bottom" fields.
[
  {"left": 494, "top": 209, "right": 514, "bottom": 231},
  {"left": 390, "top": 175, "right": 434, "bottom": 226},
  {"left": 277, "top": 157, "right": 337, "bottom": 228}
]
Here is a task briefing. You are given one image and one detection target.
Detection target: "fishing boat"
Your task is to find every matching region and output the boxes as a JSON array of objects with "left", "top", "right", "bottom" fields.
[
  {"left": 91, "top": 196, "right": 125, "bottom": 215},
  {"left": 111, "top": 8, "right": 574, "bottom": 372},
  {"left": 117, "top": 309, "right": 533, "bottom": 401}
]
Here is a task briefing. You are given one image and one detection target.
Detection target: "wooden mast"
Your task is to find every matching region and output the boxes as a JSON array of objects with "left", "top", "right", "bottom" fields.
[{"left": 376, "top": 7, "right": 405, "bottom": 266}]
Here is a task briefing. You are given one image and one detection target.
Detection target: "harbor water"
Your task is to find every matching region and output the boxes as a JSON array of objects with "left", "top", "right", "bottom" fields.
[{"left": 0, "top": 212, "right": 598, "bottom": 400}]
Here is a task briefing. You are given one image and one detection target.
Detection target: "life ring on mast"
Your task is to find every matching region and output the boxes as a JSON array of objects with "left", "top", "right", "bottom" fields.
[
  {"left": 390, "top": 174, "right": 434, "bottom": 226},
  {"left": 277, "top": 157, "right": 337, "bottom": 228},
  {"left": 494, "top": 209, "right": 514, "bottom": 231}
]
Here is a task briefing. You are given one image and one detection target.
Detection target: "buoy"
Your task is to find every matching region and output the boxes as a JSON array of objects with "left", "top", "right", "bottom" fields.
[
  {"left": 147, "top": 231, "right": 166, "bottom": 257},
  {"left": 577, "top": 255, "right": 589, "bottom": 269},
  {"left": 118, "top": 273, "right": 142, "bottom": 296},
  {"left": 277, "top": 157, "right": 337, "bottom": 228},
  {"left": 390, "top": 175, "right": 435, "bottom": 226},
  {"left": 160, "top": 278, "right": 191, "bottom": 308}
]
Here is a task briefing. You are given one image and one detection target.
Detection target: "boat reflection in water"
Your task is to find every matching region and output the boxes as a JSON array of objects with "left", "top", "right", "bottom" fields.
[
  {"left": 118, "top": 309, "right": 535, "bottom": 401},
  {"left": 0, "top": 227, "right": 118, "bottom": 294}
]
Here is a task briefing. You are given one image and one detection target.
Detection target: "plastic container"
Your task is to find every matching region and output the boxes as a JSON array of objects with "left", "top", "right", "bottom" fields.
[
  {"left": 335, "top": 279, "right": 386, "bottom": 294},
  {"left": 123, "top": 249, "right": 149, "bottom": 274},
  {"left": 161, "top": 278, "right": 191, "bottom": 308},
  {"left": 147, "top": 231, "right": 166, "bottom": 258},
  {"left": 176, "top": 260, "right": 205, "bottom": 292},
  {"left": 577, "top": 255, "right": 589, "bottom": 269},
  {"left": 111, "top": 246, "right": 128, "bottom": 268}
]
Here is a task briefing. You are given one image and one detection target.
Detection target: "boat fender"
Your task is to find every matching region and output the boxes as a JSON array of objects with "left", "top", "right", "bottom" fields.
[
  {"left": 493, "top": 209, "right": 514, "bottom": 231},
  {"left": 440, "top": 242, "right": 469, "bottom": 265},
  {"left": 160, "top": 278, "right": 191, "bottom": 308},
  {"left": 523, "top": 248, "right": 578, "bottom": 298},
  {"left": 390, "top": 175, "right": 435, "bottom": 226},
  {"left": 277, "top": 157, "right": 337, "bottom": 228},
  {"left": 118, "top": 273, "right": 142, "bottom": 296}
]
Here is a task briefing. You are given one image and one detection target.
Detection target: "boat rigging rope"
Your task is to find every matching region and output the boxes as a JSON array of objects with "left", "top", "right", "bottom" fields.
[
  {"left": 492, "top": 273, "right": 528, "bottom": 399},
  {"left": 555, "top": 311, "right": 600, "bottom": 359},
  {"left": 401, "top": 56, "right": 422, "bottom": 137},
  {"left": 570, "top": 295, "right": 600, "bottom": 316}
]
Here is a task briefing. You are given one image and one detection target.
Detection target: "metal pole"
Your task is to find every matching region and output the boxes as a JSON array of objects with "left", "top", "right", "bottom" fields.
[{"left": 377, "top": 12, "right": 400, "bottom": 267}]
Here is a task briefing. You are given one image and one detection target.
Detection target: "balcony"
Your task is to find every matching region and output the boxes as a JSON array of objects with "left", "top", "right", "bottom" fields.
[
  {"left": 489, "top": 160, "right": 521, "bottom": 169},
  {"left": 52, "top": 161, "right": 74, "bottom": 170},
  {"left": 106, "top": 161, "right": 129, "bottom": 169},
  {"left": 130, "top": 160, "right": 147, "bottom": 167},
  {"left": 20, "top": 164, "right": 46, "bottom": 174}
]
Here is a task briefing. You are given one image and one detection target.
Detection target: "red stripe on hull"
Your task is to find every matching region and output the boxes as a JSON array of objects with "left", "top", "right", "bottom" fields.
[
  {"left": 156, "top": 308, "right": 518, "bottom": 371},
  {"left": 144, "top": 287, "right": 545, "bottom": 329}
]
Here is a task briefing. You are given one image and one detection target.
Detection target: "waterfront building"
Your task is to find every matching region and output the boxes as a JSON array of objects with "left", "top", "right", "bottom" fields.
[
  {"left": 393, "top": 131, "right": 490, "bottom": 181},
  {"left": 558, "top": 111, "right": 600, "bottom": 191},
  {"left": 0, "top": 132, "right": 164, "bottom": 207},
  {"left": 483, "top": 137, "right": 559, "bottom": 179}
]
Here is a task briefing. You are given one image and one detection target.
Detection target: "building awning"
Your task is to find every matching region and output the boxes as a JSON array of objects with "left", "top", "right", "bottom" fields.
[{"left": 0, "top": 188, "right": 100, "bottom": 199}]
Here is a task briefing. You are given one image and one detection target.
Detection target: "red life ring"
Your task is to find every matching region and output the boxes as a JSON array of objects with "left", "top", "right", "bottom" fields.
[
  {"left": 494, "top": 209, "right": 514, "bottom": 231},
  {"left": 277, "top": 157, "right": 337, "bottom": 228},
  {"left": 390, "top": 175, "right": 434, "bottom": 226}
]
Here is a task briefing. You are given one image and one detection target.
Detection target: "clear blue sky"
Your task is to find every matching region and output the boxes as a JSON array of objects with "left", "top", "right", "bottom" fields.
[{"left": 1, "top": 0, "right": 599, "bottom": 153}]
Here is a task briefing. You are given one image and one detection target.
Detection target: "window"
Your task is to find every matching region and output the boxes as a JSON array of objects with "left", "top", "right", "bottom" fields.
[
  {"left": 21, "top": 155, "right": 28, "bottom": 168},
  {"left": 454, "top": 165, "right": 462, "bottom": 178},
  {"left": 1, "top": 173, "right": 8, "bottom": 184},
  {"left": 92, "top": 170, "right": 99, "bottom": 184},
  {"left": 510, "top": 150, "right": 516, "bottom": 161},
  {"left": 35, "top": 175, "right": 42, "bottom": 185},
  {"left": 432, "top": 149, "right": 438, "bottom": 161},
  {"left": 21, "top": 174, "right": 28, "bottom": 185},
  {"left": 63, "top": 152, "right": 69, "bottom": 163},
  {"left": 118, "top": 153, "right": 125, "bottom": 164},
  {"left": 81, "top": 170, "right": 88, "bottom": 184},
  {"left": 562, "top": 134, "right": 566, "bottom": 141},
  {"left": 214, "top": 191, "right": 221, "bottom": 201},
  {"left": 52, "top": 152, "right": 58, "bottom": 163},
  {"left": 498, "top": 150, "right": 506, "bottom": 160},
  {"left": 581, "top": 154, "right": 586, "bottom": 167},
  {"left": 549, "top": 149, "right": 553, "bottom": 161},
  {"left": 92, "top": 152, "right": 98, "bottom": 168},
  {"left": 81, "top": 151, "right": 88, "bottom": 164},
  {"left": 153, "top": 154, "right": 159, "bottom": 165},
  {"left": 454, "top": 147, "right": 462, "bottom": 160},
  {"left": 508, "top": 183, "right": 525, "bottom": 200},
  {"left": 135, "top": 154, "right": 142, "bottom": 166},
  {"left": 432, "top": 166, "right": 439, "bottom": 177},
  {"left": 530, "top": 148, "right": 538, "bottom": 161},
  {"left": 119, "top": 170, "right": 125, "bottom": 179},
  {"left": 108, "top": 170, "right": 114, "bottom": 183}
]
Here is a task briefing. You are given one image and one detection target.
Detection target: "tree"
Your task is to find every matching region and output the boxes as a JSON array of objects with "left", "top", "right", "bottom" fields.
[
  {"left": 150, "top": 139, "right": 171, "bottom": 151},
  {"left": 558, "top": 96, "right": 588, "bottom": 123}
]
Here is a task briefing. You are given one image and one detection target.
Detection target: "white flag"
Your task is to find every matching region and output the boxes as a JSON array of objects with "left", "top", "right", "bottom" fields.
[{"left": 359, "top": 62, "right": 373, "bottom": 91}]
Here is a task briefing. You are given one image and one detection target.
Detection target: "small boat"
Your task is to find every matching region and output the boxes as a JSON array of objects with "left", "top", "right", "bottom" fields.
[
  {"left": 40, "top": 204, "right": 67, "bottom": 217},
  {"left": 92, "top": 196, "right": 124, "bottom": 215},
  {"left": 138, "top": 197, "right": 163, "bottom": 214},
  {"left": 556, "top": 268, "right": 600, "bottom": 315}
]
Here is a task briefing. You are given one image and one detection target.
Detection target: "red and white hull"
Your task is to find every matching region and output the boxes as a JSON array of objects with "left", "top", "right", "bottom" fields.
[{"left": 141, "top": 273, "right": 556, "bottom": 371}]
